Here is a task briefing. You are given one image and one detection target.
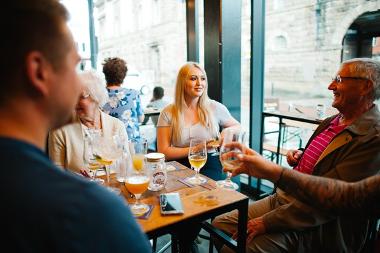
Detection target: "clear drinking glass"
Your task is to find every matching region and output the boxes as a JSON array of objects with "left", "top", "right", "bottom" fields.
[
  {"left": 129, "top": 138, "right": 148, "bottom": 172},
  {"left": 90, "top": 134, "right": 123, "bottom": 193},
  {"left": 216, "top": 129, "right": 247, "bottom": 190},
  {"left": 125, "top": 153, "right": 150, "bottom": 216},
  {"left": 185, "top": 139, "right": 207, "bottom": 185},
  {"left": 83, "top": 130, "right": 104, "bottom": 184}
]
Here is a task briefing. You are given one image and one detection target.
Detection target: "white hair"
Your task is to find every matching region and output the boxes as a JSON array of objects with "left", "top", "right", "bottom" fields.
[
  {"left": 79, "top": 70, "right": 109, "bottom": 107},
  {"left": 342, "top": 58, "right": 380, "bottom": 100}
]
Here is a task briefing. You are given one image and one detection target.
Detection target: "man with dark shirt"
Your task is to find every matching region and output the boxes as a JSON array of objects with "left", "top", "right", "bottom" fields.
[{"left": 0, "top": 1, "right": 151, "bottom": 252}]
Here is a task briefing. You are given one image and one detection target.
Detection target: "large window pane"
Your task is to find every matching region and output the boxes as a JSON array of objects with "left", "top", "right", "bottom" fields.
[
  {"left": 93, "top": 0, "right": 187, "bottom": 106},
  {"left": 263, "top": 1, "right": 380, "bottom": 166}
]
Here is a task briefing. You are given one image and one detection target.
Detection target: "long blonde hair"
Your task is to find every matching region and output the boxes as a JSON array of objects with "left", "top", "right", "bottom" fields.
[{"left": 171, "top": 62, "right": 219, "bottom": 144}]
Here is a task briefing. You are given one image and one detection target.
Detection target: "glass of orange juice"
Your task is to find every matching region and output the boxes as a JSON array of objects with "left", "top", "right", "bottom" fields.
[{"left": 129, "top": 138, "right": 148, "bottom": 172}]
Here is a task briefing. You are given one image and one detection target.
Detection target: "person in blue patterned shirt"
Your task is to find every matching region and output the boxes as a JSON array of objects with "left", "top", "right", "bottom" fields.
[{"left": 102, "top": 57, "right": 144, "bottom": 139}]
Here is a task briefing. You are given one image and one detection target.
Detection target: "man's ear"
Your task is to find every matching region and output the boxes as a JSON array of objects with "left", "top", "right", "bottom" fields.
[
  {"left": 361, "top": 80, "right": 373, "bottom": 97},
  {"left": 25, "top": 51, "right": 51, "bottom": 97}
]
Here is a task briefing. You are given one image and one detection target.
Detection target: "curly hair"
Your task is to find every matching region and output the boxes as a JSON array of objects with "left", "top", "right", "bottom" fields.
[{"left": 102, "top": 57, "right": 128, "bottom": 85}]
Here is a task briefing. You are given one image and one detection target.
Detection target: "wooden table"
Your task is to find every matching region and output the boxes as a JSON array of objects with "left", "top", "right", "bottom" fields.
[{"left": 108, "top": 161, "right": 249, "bottom": 253}]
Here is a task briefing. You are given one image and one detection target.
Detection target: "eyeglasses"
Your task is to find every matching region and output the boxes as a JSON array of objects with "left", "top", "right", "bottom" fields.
[{"left": 332, "top": 75, "right": 369, "bottom": 83}]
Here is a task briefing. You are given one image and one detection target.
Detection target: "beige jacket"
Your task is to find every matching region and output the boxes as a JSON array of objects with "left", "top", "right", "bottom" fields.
[{"left": 48, "top": 111, "right": 127, "bottom": 173}]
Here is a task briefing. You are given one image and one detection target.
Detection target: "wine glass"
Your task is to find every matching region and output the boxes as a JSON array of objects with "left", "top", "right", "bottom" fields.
[
  {"left": 83, "top": 130, "right": 105, "bottom": 184},
  {"left": 216, "top": 129, "right": 247, "bottom": 190},
  {"left": 95, "top": 135, "right": 124, "bottom": 193},
  {"left": 125, "top": 157, "right": 150, "bottom": 216},
  {"left": 185, "top": 138, "right": 207, "bottom": 185}
]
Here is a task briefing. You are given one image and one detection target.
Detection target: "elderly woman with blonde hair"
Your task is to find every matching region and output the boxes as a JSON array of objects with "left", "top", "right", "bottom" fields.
[{"left": 48, "top": 70, "right": 128, "bottom": 173}]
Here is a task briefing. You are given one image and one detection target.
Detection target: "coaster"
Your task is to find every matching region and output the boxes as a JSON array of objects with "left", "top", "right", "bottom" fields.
[{"left": 136, "top": 204, "right": 154, "bottom": 220}]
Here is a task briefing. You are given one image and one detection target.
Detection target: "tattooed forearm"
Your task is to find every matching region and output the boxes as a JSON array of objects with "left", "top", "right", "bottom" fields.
[{"left": 277, "top": 169, "right": 380, "bottom": 217}]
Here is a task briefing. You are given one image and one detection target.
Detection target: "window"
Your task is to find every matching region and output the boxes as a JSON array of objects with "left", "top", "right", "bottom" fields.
[
  {"left": 93, "top": 0, "right": 186, "bottom": 105},
  {"left": 263, "top": 1, "right": 380, "bottom": 169}
]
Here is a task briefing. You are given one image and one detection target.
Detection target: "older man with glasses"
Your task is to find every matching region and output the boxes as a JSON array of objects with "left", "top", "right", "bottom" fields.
[{"left": 213, "top": 58, "right": 380, "bottom": 253}]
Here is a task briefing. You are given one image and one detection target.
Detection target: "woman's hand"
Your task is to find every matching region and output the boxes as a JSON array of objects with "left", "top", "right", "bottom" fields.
[{"left": 286, "top": 149, "right": 303, "bottom": 167}]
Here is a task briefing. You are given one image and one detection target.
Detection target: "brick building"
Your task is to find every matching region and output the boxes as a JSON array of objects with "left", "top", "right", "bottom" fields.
[{"left": 93, "top": 0, "right": 380, "bottom": 104}]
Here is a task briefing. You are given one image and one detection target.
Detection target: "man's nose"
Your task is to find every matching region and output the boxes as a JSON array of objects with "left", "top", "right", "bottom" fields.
[{"left": 328, "top": 81, "right": 336, "bottom": 90}]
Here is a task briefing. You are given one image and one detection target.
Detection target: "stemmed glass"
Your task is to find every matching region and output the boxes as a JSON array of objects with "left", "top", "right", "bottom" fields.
[
  {"left": 84, "top": 132, "right": 123, "bottom": 193},
  {"left": 185, "top": 139, "right": 207, "bottom": 185},
  {"left": 216, "top": 129, "right": 247, "bottom": 190},
  {"left": 125, "top": 144, "right": 150, "bottom": 216},
  {"left": 97, "top": 135, "right": 123, "bottom": 194},
  {"left": 83, "top": 130, "right": 104, "bottom": 184}
]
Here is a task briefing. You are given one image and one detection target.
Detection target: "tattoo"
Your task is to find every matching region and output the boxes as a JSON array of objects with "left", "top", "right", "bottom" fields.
[{"left": 277, "top": 169, "right": 380, "bottom": 217}]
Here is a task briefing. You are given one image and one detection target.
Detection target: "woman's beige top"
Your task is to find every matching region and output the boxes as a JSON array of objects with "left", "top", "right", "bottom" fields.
[{"left": 48, "top": 111, "right": 128, "bottom": 173}]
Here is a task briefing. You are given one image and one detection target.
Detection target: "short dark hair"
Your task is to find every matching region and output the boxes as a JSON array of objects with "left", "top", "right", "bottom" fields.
[
  {"left": 153, "top": 86, "right": 164, "bottom": 100},
  {"left": 102, "top": 57, "right": 128, "bottom": 85},
  {"left": 0, "top": 0, "right": 69, "bottom": 103}
]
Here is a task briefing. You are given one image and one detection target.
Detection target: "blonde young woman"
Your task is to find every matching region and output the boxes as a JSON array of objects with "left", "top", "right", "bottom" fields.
[{"left": 157, "top": 62, "right": 240, "bottom": 182}]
